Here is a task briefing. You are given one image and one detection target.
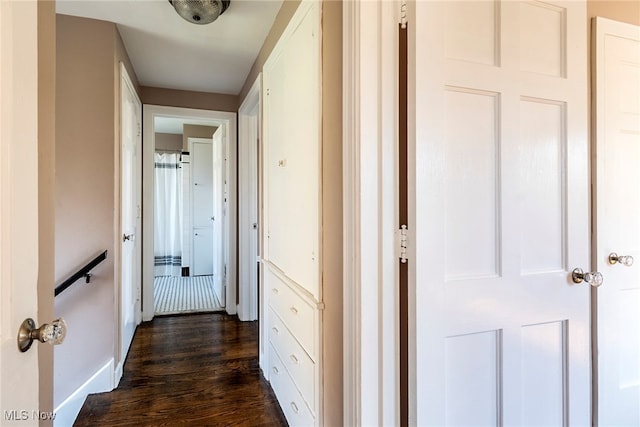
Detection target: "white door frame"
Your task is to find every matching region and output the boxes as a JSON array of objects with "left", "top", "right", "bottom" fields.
[
  {"left": 238, "top": 75, "right": 261, "bottom": 322},
  {"left": 342, "top": 1, "right": 400, "bottom": 425},
  {"left": 142, "top": 105, "right": 237, "bottom": 320},
  {"left": 116, "top": 63, "right": 142, "bottom": 383}
]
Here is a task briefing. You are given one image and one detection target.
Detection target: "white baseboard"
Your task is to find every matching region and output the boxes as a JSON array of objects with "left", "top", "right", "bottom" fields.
[
  {"left": 114, "top": 361, "right": 124, "bottom": 388},
  {"left": 54, "top": 359, "right": 114, "bottom": 427}
]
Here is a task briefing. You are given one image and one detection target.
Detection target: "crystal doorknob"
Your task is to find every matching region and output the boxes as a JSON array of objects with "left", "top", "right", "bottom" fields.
[
  {"left": 18, "top": 318, "right": 67, "bottom": 352},
  {"left": 571, "top": 268, "right": 603, "bottom": 287},
  {"left": 608, "top": 252, "right": 634, "bottom": 267}
]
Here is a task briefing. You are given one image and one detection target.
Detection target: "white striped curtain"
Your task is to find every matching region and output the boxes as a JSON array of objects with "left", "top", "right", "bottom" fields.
[{"left": 154, "top": 152, "right": 183, "bottom": 276}]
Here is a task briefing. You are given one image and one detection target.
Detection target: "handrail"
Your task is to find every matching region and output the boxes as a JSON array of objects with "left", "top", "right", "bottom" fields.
[{"left": 54, "top": 250, "right": 108, "bottom": 297}]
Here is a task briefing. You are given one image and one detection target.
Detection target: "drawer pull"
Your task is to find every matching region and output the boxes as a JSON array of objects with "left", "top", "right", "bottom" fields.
[
  {"left": 272, "top": 287, "right": 279, "bottom": 294},
  {"left": 290, "top": 306, "right": 299, "bottom": 315},
  {"left": 271, "top": 326, "right": 279, "bottom": 334},
  {"left": 272, "top": 366, "right": 279, "bottom": 375},
  {"left": 290, "top": 401, "right": 299, "bottom": 414},
  {"left": 290, "top": 354, "right": 299, "bottom": 364}
]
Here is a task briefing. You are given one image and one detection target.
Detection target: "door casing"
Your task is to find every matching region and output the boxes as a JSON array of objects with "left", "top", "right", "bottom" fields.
[{"left": 142, "top": 105, "right": 237, "bottom": 320}]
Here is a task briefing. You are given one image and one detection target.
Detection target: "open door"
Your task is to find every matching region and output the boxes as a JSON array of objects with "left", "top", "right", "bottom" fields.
[
  {"left": 238, "top": 76, "right": 261, "bottom": 322},
  {"left": 593, "top": 17, "right": 640, "bottom": 425},
  {"left": 212, "top": 126, "right": 226, "bottom": 306},
  {"left": 118, "top": 63, "right": 142, "bottom": 378},
  {"left": 410, "top": 1, "right": 590, "bottom": 424},
  {"left": 1, "top": 1, "right": 57, "bottom": 422}
]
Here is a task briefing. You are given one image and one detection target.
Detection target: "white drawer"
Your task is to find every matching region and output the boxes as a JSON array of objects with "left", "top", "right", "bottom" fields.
[
  {"left": 269, "top": 308, "right": 316, "bottom": 412},
  {"left": 269, "top": 344, "right": 315, "bottom": 427},
  {"left": 268, "top": 268, "right": 317, "bottom": 358}
]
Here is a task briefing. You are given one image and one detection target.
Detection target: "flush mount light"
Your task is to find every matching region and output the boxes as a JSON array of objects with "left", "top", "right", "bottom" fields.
[{"left": 168, "top": 0, "right": 230, "bottom": 25}]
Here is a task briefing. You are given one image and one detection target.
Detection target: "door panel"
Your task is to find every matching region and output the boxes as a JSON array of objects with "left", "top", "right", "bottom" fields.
[
  {"left": 0, "top": 0, "right": 41, "bottom": 419},
  {"left": 410, "top": 1, "right": 589, "bottom": 424},
  {"left": 191, "top": 139, "right": 214, "bottom": 277},
  {"left": 192, "top": 141, "right": 213, "bottom": 227},
  {"left": 594, "top": 17, "right": 640, "bottom": 426},
  {"left": 193, "top": 227, "right": 214, "bottom": 276}
]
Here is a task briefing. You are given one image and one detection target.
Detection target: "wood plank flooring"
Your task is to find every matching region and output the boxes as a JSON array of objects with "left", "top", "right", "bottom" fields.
[{"left": 74, "top": 313, "right": 286, "bottom": 427}]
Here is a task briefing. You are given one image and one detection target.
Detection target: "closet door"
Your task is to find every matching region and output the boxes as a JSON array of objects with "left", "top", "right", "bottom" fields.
[
  {"left": 410, "top": 1, "right": 590, "bottom": 425},
  {"left": 191, "top": 139, "right": 214, "bottom": 276},
  {"left": 263, "top": 1, "right": 320, "bottom": 299}
]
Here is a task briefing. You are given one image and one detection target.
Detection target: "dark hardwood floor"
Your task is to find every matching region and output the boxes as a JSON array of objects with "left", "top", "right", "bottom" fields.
[{"left": 74, "top": 313, "right": 287, "bottom": 427}]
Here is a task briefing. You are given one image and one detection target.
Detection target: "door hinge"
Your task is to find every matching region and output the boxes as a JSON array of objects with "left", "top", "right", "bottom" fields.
[
  {"left": 400, "top": 0, "right": 407, "bottom": 29},
  {"left": 396, "top": 225, "right": 408, "bottom": 263}
]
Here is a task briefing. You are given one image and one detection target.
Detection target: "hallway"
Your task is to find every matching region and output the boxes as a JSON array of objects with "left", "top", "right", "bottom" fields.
[{"left": 74, "top": 313, "right": 286, "bottom": 426}]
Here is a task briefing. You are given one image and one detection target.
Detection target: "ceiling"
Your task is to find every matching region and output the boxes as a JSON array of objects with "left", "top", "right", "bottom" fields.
[{"left": 56, "top": 0, "right": 283, "bottom": 95}]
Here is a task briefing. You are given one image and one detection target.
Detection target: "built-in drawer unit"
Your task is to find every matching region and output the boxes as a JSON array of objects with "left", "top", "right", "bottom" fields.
[
  {"left": 269, "top": 307, "right": 316, "bottom": 413},
  {"left": 269, "top": 343, "right": 315, "bottom": 427},
  {"left": 268, "top": 267, "right": 317, "bottom": 359}
]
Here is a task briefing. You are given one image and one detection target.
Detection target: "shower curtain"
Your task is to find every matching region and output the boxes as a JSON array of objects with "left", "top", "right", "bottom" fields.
[{"left": 154, "top": 152, "right": 183, "bottom": 277}]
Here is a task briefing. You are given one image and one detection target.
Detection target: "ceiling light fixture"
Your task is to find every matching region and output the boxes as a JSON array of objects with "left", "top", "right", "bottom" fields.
[{"left": 168, "top": 0, "right": 230, "bottom": 25}]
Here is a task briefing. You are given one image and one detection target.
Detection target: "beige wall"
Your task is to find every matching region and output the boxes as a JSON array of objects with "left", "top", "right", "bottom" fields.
[
  {"left": 183, "top": 124, "right": 217, "bottom": 151},
  {"left": 238, "top": 0, "right": 302, "bottom": 101},
  {"left": 588, "top": 1, "right": 640, "bottom": 26},
  {"left": 141, "top": 86, "right": 238, "bottom": 112},
  {"left": 38, "top": 2, "right": 56, "bottom": 423},
  {"left": 321, "top": 1, "right": 343, "bottom": 425},
  {"left": 156, "top": 133, "right": 183, "bottom": 152},
  {"left": 54, "top": 14, "right": 140, "bottom": 409}
]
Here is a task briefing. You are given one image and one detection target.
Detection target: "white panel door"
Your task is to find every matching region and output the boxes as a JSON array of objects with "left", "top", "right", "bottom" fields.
[
  {"left": 594, "top": 17, "right": 640, "bottom": 426},
  {"left": 212, "top": 127, "right": 226, "bottom": 304},
  {"left": 263, "top": 1, "right": 320, "bottom": 299},
  {"left": 0, "top": 0, "right": 45, "bottom": 422},
  {"left": 191, "top": 139, "right": 213, "bottom": 276},
  {"left": 119, "top": 64, "right": 142, "bottom": 366},
  {"left": 410, "top": 1, "right": 590, "bottom": 425}
]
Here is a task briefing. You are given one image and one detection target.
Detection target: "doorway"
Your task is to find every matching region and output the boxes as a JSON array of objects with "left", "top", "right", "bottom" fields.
[{"left": 142, "top": 105, "right": 237, "bottom": 321}]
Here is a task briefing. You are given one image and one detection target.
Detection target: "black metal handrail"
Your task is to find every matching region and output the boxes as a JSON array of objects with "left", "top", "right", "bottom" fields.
[{"left": 54, "top": 250, "right": 108, "bottom": 297}]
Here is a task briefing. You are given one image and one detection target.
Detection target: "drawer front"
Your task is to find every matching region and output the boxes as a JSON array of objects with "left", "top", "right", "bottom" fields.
[
  {"left": 268, "top": 268, "right": 317, "bottom": 358},
  {"left": 269, "top": 308, "right": 316, "bottom": 412},
  {"left": 269, "top": 344, "right": 315, "bottom": 427}
]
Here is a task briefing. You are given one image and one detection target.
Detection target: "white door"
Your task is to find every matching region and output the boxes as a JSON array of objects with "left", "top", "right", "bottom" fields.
[
  {"left": 410, "top": 1, "right": 590, "bottom": 425},
  {"left": 239, "top": 86, "right": 260, "bottom": 322},
  {"left": 212, "top": 127, "right": 226, "bottom": 305},
  {"left": 594, "top": 17, "right": 640, "bottom": 426},
  {"left": 191, "top": 138, "right": 214, "bottom": 276},
  {"left": 119, "top": 64, "right": 142, "bottom": 367},
  {"left": 0, "top": 0, "right": 50, "bottom": 421}
]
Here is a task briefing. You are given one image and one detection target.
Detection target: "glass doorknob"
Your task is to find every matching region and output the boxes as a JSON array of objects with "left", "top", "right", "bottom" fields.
[
  {"left": 571, "top": 268, "right": 603, "bottom": 287},
  {"left": 17, "top": 318, "right": 67, "bottom": 352},
  {"left": 608, "top": 252, "right": 634, "bottom": 267}
]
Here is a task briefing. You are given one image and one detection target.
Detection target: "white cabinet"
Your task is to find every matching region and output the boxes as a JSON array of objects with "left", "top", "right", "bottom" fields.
[
  {"left": 267, "top": 267, "right": 321, "bottom": 424},
  {"left": 262, "top": 1, "right": 322, "bottom": 426}
]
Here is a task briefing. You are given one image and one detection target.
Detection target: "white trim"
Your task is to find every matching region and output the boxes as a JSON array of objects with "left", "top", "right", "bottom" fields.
[
  {"left": 238, "top": 74, "right": 261, "bottom": 323},
  {"left": 54, "top": 359, "right": 115, "bottom": 427},
  {"left": 142, "top": 105, "right": 237, "bottom": 321},
  {"left": 343, "top": 1, "right": 400, "bottom": 425}
]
